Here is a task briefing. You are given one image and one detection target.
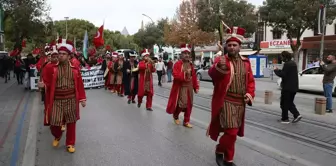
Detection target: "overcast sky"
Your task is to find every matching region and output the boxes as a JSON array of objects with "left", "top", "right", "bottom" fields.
[{"left": 48, "top": 0, "right": 264, "bottom": 35}]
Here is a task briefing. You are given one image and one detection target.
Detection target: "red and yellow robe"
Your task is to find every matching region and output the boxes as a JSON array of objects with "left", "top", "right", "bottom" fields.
[
  {"left": 206, "top": 55, "right": 255, "bottom": 141},
  {"left": 42, "top": 61, "right": 86, "bottom": 126},
  {"left": 137, "top": 60, "right": 155, "bottom": 97},
  {"left": 166, "top": 60, "right": 199, "bottom": 114}
]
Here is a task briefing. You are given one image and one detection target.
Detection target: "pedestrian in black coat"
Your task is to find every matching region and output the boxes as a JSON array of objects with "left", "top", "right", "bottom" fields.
[
  {"left": 274, "top": 51, "right": 302, "bottom": 124},
  {"left": 123, "top": 56, "right": 139, "bottom": 104}
]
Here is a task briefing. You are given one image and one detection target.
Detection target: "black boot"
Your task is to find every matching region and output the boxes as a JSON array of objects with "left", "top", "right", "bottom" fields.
[
  {"left": 224, "top": 161, "right": 236, "bottom": 166},
  {"left": 146, "top": 108, "right": 153, "bottom": 111},
  {"left": 215, "top": 153, "right": 225, "bottom": 166}
]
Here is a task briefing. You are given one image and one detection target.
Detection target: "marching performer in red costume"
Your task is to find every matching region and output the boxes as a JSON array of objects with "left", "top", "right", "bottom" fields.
[
  {"left": 166, "top": 44, "right": 199, "bottom": 128},
  {"left": 104, "top": 52, "right": 112, "bottom": 89},
  {"left": 114, "top": 54, "right": 125, "bottom": 96},
  {"left": 107, "top": 52, "right": 118, "bottom": 92},
  {"left": 40, "top": 38, "right": 86, "bottom": 153},
  {"left": 70, "top": 52, "right": 81, "bottom": 70},
  {"left": 36, "top": 44, "right": 51, "bottom": 72},
  {"left": 137, "top": 49, "right": 155, "bottom": 111},
  {"left": 206, "top": 27, "right": 255, "bottom": 166},
  {"left": 37, "top": 44, "right": 51, "bottom": 103}
]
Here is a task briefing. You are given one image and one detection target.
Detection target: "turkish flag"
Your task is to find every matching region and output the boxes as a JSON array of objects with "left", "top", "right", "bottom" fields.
[
  {"left": 93, "top": 25, "right": 104, "bottom": 48},
  {"left": 22, "top": 39, "right": 26, "bottom": 48},
  {"left": 32, "top": 48, "right": 41, "bottom": 55},
  {"left": 10, "top": 49, "right": 20, "bottom": 57},
  {"left": 105, "top": 45, "right": 111, "bottom": 51}
]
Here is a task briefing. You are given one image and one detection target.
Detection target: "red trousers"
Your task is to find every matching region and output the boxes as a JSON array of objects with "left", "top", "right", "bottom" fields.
[
  {"left": 50, "top": 122, "right": 76, "bottom": 146},
  {"left": 128, "top": 95, "right": 136, "bottom": 101},
  {"left": 104, "top": 79, "right": 109, "bottom": 87},
  {"left": 216, "top": 128, "right": 239, "bottom": 162},
  {"left": 138, "top": 92, "right": 153, "bottom": 108},
  {"left": 116, "top": 84, "right": 124, "bottom": 94},
  {"left": 108, "top": 84, "right": 115, "bottom": 91},
  {"left": 173, "top": 106, "right": 191, "bottom": 124}
]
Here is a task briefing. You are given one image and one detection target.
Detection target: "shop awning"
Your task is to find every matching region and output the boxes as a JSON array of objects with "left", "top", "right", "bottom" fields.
[
  {"left": 240, "top": 51, "right": 259, "bottom": 55},
  {"left": 259, "top": 48, "right": 293, "bottom": 54}
]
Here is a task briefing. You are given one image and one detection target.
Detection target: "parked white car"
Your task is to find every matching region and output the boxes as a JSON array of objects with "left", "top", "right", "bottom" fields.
[
  {"left": 196, "top": 66, "right": 212, "bottom": 81},
  {"left": 277, "top": 66, "right": 336, "bottom": 93}
]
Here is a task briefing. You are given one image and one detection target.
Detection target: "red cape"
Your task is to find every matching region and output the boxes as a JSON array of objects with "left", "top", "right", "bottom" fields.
[
  {"left": 206, "top": 55, "right": 255, "bottom": 141},
  {"left": 166, "top": 60, "right": 199, "bottom": 114},
  {"left": 137, "top": 60, "right": 155, "bottom": 97},
  {"left": 42, "top": 61, "right": 86, "bottom": 126}
]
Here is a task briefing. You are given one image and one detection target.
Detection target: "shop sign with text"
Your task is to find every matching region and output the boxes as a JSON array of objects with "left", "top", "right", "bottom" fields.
[{"left": 269, "top": 40, "right": 296, "bottom": 49}]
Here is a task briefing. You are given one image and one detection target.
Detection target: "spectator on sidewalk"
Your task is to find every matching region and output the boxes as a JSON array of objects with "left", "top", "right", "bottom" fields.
[
  {"left": 155, "top": 57, "right": 165, "bottom": 86},
  {"left": 166, "top": 58, "right": 173, "bottom": 82},
  {"left": 320, "top": 55, "right": 336, "bottom": 113},
  {"left": 274, "top": 51, "right": 302, "bottom": 124}
]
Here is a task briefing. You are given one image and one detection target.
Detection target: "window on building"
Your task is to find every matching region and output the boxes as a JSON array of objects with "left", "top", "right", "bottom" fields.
[
  {"left": 334, "top": 24, "right": 336, "bottom": 34},
  {"left": 272, "top": 29, "right": 282, "bottom": 39}
]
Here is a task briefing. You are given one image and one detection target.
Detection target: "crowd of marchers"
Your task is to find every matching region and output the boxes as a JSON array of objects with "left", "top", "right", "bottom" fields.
[{"left": 3, "top": 25, "right": 336, "bottom": 166}]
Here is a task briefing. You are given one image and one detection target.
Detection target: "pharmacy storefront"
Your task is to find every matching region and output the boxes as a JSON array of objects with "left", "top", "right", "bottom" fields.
[{"left": 259, "top": 39, "right": 295, "bottom": 65}]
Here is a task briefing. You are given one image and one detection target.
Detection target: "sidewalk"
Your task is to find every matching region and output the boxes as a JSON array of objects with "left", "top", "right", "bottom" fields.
[
  {"left": 0, "top": 78, "right": 31, "bottom": 166},
  {"left": 160, "top": 81, "right": 336, "bottom": 126}
]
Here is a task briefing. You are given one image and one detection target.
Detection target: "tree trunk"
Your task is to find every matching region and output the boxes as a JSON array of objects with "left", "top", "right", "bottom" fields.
[{"left": 191, "top": 45, "right": 195, "bottom": 63}]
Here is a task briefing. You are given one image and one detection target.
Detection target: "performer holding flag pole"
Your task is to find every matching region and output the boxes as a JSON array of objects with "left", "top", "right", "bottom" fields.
[{"left": 207, "top": 22, "right": 255, "bottom": 166}]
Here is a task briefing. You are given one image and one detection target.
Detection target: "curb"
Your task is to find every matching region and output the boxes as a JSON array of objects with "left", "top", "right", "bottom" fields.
[{"left": 21, "top": 93, "right": 39, "bottom": 166}]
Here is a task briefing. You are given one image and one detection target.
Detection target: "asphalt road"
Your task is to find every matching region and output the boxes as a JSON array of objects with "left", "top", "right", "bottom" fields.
[
  {"left": 2, "top": 75, "right": 336, "bottom": 166},
  {"left": 153, "top": 85, "right": 336, "bottom": 166},
  {"left": 34, "top": 89, "right": 289, "bottom": 166}
]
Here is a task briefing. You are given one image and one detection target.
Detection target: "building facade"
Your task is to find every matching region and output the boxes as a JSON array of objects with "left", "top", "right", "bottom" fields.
[{"left": 256, "top": 19, "right": 336, "bottom": 70}]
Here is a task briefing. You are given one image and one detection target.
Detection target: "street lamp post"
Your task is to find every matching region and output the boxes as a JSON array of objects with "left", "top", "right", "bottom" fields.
[
  {"left": 64, "top": 17, "right": 69, "bottom": 39},
  {"left": 142, "top": 14, "right": 154, "bottom": 23},
  {"left": 142, "top": 13, "right": 155, "bottom": 55}
]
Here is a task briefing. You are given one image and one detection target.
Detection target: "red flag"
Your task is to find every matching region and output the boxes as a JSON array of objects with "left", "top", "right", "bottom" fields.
[
  {"left": 10, "top": 49, "right": 20, "bottom": 57},
  {"left": 22, "top": 40, "right": 26, "bottom": 48},
  {"left": 93, "top": 25, "right": 104, "bottom": 48},
  {"left": 105, "top": 45, "right": 111, "bottom": 51},
  {"left": 32, "top": 48, "right": 41, "bottom": 55},
  {"left": 89, "top": 48, "right": 96, "bottom": 57}
]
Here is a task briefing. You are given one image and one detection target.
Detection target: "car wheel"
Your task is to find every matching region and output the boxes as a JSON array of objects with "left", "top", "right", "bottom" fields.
[{"left": 197, "top": 73, "right": 202, "bottom": 81}]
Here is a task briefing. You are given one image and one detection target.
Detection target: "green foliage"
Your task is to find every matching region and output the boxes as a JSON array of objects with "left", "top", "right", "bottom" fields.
[
  {"left": 197, "top": 0, "right": 258, "bottom": 40},
  {"left": 259, "top": 0, "right": 336, "bottom": 54},
  {"left": 2, "top": 0, "right": 50, "bottom": 50},
  {"left": 4, "top": 17, "right": 139, "bottom": 53},
  {"left": 133, "top": 18, "right": 168, "bottom": 51}
]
